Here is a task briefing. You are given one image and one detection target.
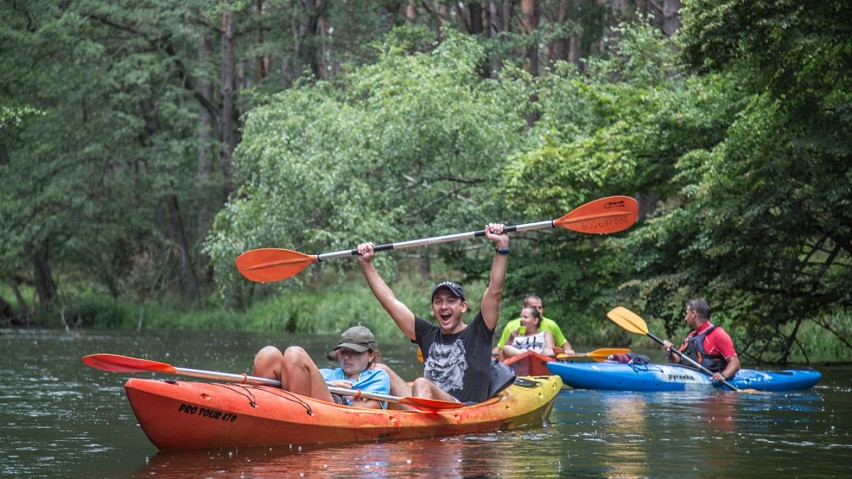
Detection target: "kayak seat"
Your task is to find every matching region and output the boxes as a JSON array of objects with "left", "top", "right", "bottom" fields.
[
  {"left": 489, "top": 358, "right": 516, "bottom": 398},
  {"left": 512, "top": 377, "right": 542, "bottom": 388}
]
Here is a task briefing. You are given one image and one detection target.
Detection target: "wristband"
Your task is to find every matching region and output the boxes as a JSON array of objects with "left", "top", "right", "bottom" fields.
[{"left": 495, "top": 248, "right": 510, "bottom": 255}]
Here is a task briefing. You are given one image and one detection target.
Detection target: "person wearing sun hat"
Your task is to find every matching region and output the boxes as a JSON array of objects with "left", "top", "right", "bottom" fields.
[
  {"left": 333, "top": 325, "right": 378, "bottom": 352},
  {"left": 356, "top": 222, "right": 511, "bottom": 406},
  {"left": 252, "top": 325, "right": 391, "bottom": 409}
]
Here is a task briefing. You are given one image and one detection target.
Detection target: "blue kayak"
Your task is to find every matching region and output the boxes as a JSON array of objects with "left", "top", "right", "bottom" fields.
[{"left": 546, "top": 361, "right": 821, "bottom": 392}]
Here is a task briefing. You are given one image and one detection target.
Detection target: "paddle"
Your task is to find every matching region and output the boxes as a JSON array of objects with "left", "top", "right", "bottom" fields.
[
  {"left": 82, "top": 353, "right": 464, "bottom": 411},
  {"left": 556, "top": 347, "right": 632, "bottom": 362},
  {"left": 606, "top": 307, "right": 758, "bottom": 393},
  {"left": 236, "top": 195, "right": 639, "bottom": 282}
]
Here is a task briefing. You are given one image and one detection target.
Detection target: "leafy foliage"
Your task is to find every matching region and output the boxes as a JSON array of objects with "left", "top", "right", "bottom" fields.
[
  {"left": 1, "top": 2, "right": 847, "bottom": 363},
  {"left": 501, "top": 22, "right": 736, "bottom": 334},
  {"left": 624, "top": 0, "right": 852, "bottom": 362},
  {"left": 206, "top": 27, "right": 530, "bottom": 304}
]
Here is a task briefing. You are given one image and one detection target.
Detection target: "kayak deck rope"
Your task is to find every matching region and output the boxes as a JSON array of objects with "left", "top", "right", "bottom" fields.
[
  {"left": 216, "top": 383, "right": 260, "bottom": 408},
  {"left": 248, "top": 385, "right": 314, "bottom": 417},
  {"left": 629, "top": 364, "right": 664, "bottom": 373}
]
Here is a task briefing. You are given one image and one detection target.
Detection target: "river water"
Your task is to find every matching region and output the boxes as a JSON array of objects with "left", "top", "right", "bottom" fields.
[{"left": 1, "top": 328, "right": 849, "bottom": 478}]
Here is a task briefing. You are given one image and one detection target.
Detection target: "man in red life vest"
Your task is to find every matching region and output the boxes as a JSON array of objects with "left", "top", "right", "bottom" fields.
[{"left": 662, "top": 298, "right": 741, "bottom": 383}]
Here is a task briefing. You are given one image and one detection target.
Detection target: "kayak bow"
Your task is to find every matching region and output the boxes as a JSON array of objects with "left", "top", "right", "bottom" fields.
[
  {"left": 123, "top": 375, "right": 562, "bottom": 450},
  {"left": 547, "top": 361, "right": 821, "bottom": 392}
]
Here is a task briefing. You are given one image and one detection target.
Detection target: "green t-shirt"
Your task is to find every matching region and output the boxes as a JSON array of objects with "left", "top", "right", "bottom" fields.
[{"left": 495, "top": 316, "right": 568, "bottom": 349}]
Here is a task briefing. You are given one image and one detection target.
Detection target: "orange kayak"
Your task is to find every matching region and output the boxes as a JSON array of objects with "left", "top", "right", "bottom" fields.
[
  {"left": 501, "top": 350, "right": 554, "bottom": 376},
  {"left": 124, "top": 375, "right": 562, "bottom": 450}
]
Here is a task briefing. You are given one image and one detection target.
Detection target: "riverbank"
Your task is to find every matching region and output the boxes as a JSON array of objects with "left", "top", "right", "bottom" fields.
[{"left": 3, "top": 278, "right": 850, "bottom": 364}]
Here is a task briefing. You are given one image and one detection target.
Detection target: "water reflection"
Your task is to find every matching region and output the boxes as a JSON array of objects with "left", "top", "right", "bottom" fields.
[
  {"left": 138, "top": 432, "right": 565, "bottom": 479},
  {"left": 2, "top": 329, "right": 849, "bottom": 479},
  {"left": 599, "top": 393, "right": 650, "bottom": 478},
  {"left": 557, "top": 390, "right": 745, "bottom": 477}
]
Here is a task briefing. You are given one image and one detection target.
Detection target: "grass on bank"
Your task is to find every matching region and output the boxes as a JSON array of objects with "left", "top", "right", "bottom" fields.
[{"left": 2, "top": 276, "right": 850, "bottom": 364}]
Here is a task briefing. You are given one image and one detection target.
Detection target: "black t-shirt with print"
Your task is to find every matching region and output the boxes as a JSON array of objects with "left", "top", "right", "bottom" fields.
[{"left": 414, "top": 311, "right": 494, "bottom": 404}]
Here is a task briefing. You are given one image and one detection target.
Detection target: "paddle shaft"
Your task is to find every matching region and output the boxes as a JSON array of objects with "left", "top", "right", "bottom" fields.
[
  {"left": 170, "top": 366, "right": 409, "bottom": 403},
  {"left": 86, "top": 355, "right": 430, "bottom": 406},
  {"left": 236, "top": 196, "right": 638, "bottom": 282},
  {"left": 644, "top": 332, "right": 741, "bottom": 391},
  {"left": 315, "top": 220, "right": 555, "bottom": 262},
  {"left": 313, "top": 197, "right": 638, "bottom": 262},
  {"left": 555, "top": 348, "right": 632, "bottom": 361}
]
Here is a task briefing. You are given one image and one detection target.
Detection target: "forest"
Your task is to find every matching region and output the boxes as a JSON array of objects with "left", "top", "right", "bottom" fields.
[{"left": 1, "top": 0, "right": 849, "bottom": 364}]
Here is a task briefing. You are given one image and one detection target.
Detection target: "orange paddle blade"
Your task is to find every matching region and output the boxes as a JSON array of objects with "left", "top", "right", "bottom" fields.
[
  {"left": 235, "top": 248, "right": 317, "bottom": 282},
  {"left": 554, "top": 196, "right": 639, "bottom": 234},
  {"left": 556, "top": 347, "right": 632, "bottom": 362},
  {"left": 83, "top": 354, "right": 177, "bottom": 374}
]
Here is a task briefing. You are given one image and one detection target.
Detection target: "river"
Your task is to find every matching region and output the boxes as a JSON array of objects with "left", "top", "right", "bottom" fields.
[{"left": 1, "top": 328, "right": 849, "bottom": 478}]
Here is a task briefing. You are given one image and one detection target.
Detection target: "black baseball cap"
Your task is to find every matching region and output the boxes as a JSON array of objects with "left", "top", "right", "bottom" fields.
[{"left": 431, "top": 280, "right": 466, "bottom": 301}]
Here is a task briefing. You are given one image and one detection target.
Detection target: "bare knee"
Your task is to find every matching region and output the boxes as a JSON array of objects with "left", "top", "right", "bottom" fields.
[
  {"left": 282, "top": 346, "right": 311, "bottom": 366},
  {"left": 411, "top": 378, "right": 456, "bottom": 403},
  {"left": 254, "top": 345, "right": 283, "bottom": 366},
  {"left": 411, "top": 377, "right": 434, "bottom": 397},
  {"left": 253, "top": 345, "right": 284, "bottom": 378}
]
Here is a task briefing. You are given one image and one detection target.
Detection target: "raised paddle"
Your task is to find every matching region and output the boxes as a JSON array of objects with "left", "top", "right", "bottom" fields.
[
  {"left": 236, "top": 195, "right": 639, "bottom": 282},
  {"left": 556, "top": 347, "right": 633, "bottom": 362},
  {"left": 82, "top": 353, "right": 464, "bottom": 411},
  {"left": 606, "top": 307, "right": 759, "bottom": 393}
]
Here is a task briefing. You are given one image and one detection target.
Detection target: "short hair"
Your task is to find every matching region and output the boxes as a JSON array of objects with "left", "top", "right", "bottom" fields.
[
  {"left": 523, "top": 294, "right": 542, "bottom": 306},
  {"left": 687, "top": 298, "right": 711, "bottom": 320}
]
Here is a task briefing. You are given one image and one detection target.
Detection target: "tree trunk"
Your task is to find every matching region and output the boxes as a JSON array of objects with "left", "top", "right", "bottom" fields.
[
  {"left": 520, "top": 0, "right": 540, "bottom": 75},
  {"left": 8, "top": 277, "right": 28, "bottom": 318},
  {"left": 488, "top": 1, "right": 512, "bottom": 35},
  {"left": 468, "top": 3, "right": 483, "bottom": 35},
  {"left": 402, "top": 0, "right": 415, "bottom": 19},
  {"left": 296, "top": 0, "right": 326, "bottom": 79},
  {"left": 658, "top": 0, "right": 681, "bottom": 36},
  {"left": 568, "top": 0, "right": 585, "bottom": 65},
  {"left": 28, "top": 240, "right": 56, "bottom": 314},
  {"left": 140, "top": 97, "right": 200, "bottom": 304},
  {"left": 197, "top": 34, "right": 216, "bottom": 284},
  {"left": 197, "top": 34, "right": 215, "bottom": 241},
  {"left": 488, "top": 1, "right": 515, "bottom": 75},
  {"left": 254, "top": 0, "right": 270, "bottom": 80},
  {"left": 3, "top": 277, "right": 30, "bottom": 325},
  {"left": 318, "top": 16, "right": 332, "bottom": 79},
  {"left": 549, "top": 0, "right": 572, "bottom": 63},
  {"left": 220, "top": 2, "right": 236, "bottom": 200},
  {"left": 593, "top": 0, "right": 608, "bottom": 54},
  {"left": 164, "top": 193, "right": 201, "bottom": 304}
]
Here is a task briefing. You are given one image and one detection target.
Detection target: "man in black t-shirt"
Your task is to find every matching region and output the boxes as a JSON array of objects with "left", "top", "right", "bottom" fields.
[{"left": 356, "top": 223, "right": 509, "bottom": 405}]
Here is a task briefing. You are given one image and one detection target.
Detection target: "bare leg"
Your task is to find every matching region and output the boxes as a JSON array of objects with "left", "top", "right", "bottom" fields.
[
  {"left": 411, "top": 377, "right": 457, "bottom": 402},
  {"left": 375, "top": 363, "right": 413, "bottom": 410},
  {"left": 253, "top": 345, "right": 333, "bottom": 402},
  {"left": 502, "top": 345, "right": 522, "bottom": 358}
]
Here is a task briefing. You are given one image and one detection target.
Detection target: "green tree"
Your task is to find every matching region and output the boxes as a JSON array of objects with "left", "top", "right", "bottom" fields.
[
  {"left": 0, "top": 1, "right": 443, "bottom": 317},
  {"left": 618, "top": 0, "right": 851, "bottom": 361},
  {"left": 206, "top": 27, "right": 531, "bottom": 305},
  {"left": 500, "top": 21, "right": 740, "bottom": 341},
  {"left": 0, "top": 0, "right": 220, "bottom": 314}
]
